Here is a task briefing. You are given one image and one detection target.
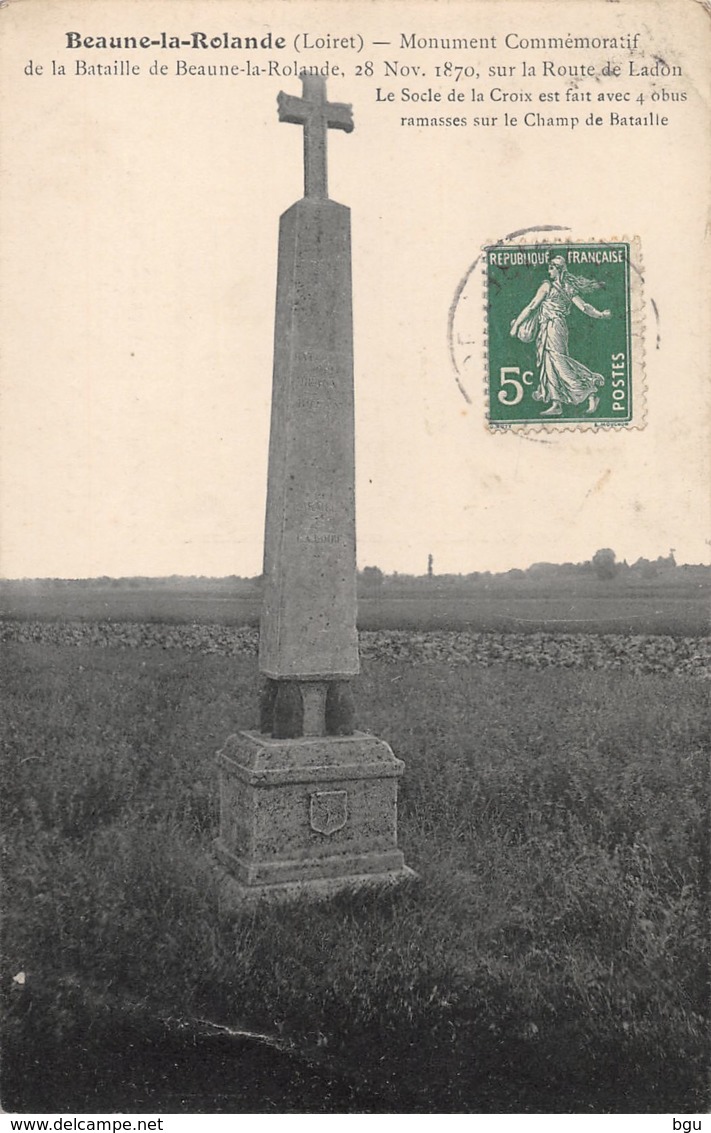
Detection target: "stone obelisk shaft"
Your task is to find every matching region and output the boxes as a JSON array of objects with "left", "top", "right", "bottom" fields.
[
  {"left": 259, "top": 74, "right": 358, "bottom": 686},
  {"left": 259, "top": 195, "right": 359, "bottom": 680},
  {"left": 214, "top": 75, "right": 415, "bottom": 905}
]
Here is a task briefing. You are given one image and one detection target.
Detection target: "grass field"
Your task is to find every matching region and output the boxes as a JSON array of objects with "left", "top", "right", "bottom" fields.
[
  {"left": 2, "top": 640, "right": 708, "bottom": 1113},
  {"left": 1, "top": 576, "right": 709, "bottom": 635}
]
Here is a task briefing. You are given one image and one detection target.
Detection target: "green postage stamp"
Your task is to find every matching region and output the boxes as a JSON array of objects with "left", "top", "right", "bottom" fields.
[{"left": 485, "top": 239, "right": 644, "bottom": 430}]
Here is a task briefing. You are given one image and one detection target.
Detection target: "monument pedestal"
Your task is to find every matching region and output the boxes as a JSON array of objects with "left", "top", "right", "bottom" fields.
[
  {"left": 215, "top": 731, "right": 416, "bottom": 907},
  {"left": 213, "top": 76, "right": 415, "bottom": 908}
]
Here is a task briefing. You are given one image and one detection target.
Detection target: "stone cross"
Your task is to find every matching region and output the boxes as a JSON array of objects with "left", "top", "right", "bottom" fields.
[
  {"left": 259, "top": 74, "right": 359, "bottom": 738},
  {"left": 214, "top": 77, "right": 414, "bottom": 904},
  {"left": 277, "top": 73, "right": 354, "bottom": 199}
]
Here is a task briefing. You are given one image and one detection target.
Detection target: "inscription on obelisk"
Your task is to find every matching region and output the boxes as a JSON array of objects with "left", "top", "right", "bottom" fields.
[{"left": 259, "top": 74, "right": 359, "bottom": 737}]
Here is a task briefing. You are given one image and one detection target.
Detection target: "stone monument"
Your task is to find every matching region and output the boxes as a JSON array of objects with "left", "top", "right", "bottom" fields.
[{"left": 215, "top": 74, "right": 415, "bottom": 902}]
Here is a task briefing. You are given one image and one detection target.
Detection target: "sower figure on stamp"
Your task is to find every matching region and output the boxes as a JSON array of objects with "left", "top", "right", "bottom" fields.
[{"left": 510, "top": 254, "right": 611, "bottom": 416}]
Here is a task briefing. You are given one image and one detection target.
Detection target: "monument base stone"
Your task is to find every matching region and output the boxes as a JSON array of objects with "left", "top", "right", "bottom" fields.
[{"left": 215, "top": 730, "right": 416, "bottom": 907}]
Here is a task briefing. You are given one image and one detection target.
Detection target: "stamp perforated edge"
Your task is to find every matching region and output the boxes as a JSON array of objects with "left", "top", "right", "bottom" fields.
[{"left": 479, "top": 234, "right": 646, "bottom": 435}]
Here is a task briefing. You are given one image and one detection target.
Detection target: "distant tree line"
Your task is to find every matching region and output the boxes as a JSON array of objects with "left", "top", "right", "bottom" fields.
[
  {"left": 357, "top": 548, "right": 688, "bottom": 589},
  {"left": 0, "top": 574, "right": 261, "bottom": 590},
  {"left": 2, "top": 550, "right": 706, "bottom": 588}
]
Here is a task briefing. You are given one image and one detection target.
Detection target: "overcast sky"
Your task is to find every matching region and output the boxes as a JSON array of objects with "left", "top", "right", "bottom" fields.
[{"left": 1, "top": 0, "right": 709, "bottom": 578}]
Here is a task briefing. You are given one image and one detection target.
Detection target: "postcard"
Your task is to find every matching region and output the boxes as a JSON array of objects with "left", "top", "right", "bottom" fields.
[{"left": 1, "top": 0, "right": 709, "bottom": 1119}]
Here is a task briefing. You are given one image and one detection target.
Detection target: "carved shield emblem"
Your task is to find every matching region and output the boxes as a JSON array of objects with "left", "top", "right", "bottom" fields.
[{"left": 310, "top": 790, "right": 348, "bottom": 836}]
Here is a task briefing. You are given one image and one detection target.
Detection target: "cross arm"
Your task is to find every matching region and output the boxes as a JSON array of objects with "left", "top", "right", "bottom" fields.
[
  {"left": 277, "top": 90, "right": 308, "bottom": 125},
  {"left": 277, "top": 90, "right": 354, "bottom": 133},
  {"left": 326, "top": 102, "right": 354, "bottom": 133}
]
